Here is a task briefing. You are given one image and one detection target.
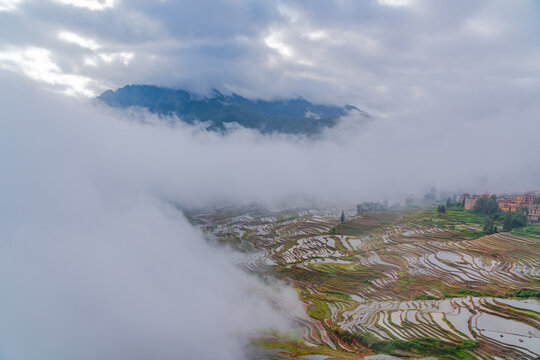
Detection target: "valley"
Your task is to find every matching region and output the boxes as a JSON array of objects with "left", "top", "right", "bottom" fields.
[{"left": 188, "top": 205, "right": 540, "bottom": 359}]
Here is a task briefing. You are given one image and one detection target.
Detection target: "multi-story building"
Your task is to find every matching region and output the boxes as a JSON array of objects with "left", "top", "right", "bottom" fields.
[
  {"left": 524, "top": 192, "right": 539, "bottom": 203},
  {"left": 499, "top": 191, "right": 538, "bottom": 204},
  {"left": 462, "top": 194, "right": 477, "bottom": 210},
  {"left": 528, "top": 205, "right": 540, "bottom": 222},
  {"left": 496, "top": 191, "right": 539, "bottom": 222},
  {"left": 461, "top": 193, "right": 492, "bottom": 210},
  {"left": 462, "top": 191, "right": 539, "bottom": 222}
]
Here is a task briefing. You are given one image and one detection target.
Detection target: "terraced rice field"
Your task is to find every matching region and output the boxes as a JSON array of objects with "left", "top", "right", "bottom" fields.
[{"left": 190, "top": 206, "right": 540, "bottom": 359}]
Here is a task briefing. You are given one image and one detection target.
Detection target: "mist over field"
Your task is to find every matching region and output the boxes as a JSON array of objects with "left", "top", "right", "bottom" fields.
[
  {"left": 1, "top": 77, "right": 303, "bottom": 360},
  {"left": 1, "top": 70, "right": 539, "bottom": 358},
  {"left": 1, "top": 0, "right": 540, "bottom": 359}
]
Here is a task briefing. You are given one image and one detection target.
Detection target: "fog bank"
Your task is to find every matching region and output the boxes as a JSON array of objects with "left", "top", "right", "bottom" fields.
[
  {"left": 1, "top": 72, "right": 539, "bottom": 359},
  {"left": 0, "top": 76, "right": 299, "bottom": 360}
]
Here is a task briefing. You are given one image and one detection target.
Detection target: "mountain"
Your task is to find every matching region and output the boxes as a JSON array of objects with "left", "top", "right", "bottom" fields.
[{"left": 98, "top": 85, "right": 367, "bottom": 135}]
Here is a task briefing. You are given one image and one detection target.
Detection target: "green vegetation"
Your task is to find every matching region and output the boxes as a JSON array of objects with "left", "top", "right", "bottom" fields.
[
  {"left": 357, "top": 201, "right": 388, "bottom": 213},
  {"left": 330, "top": 327, "right": 479, "bottom": 359},
  {"left": 513, "top": 288, "right": 540, "bottom": 298},
  {"left": 445, "top": 208, "right": 486, "bottom": 224},
  {"left": 511, "top": 223, "right": 540, "bottom": 238},
  {"left": 251, "top": 335, "right": 325, "bottom": 359},
  {"left": 373, "top": 337, "right": 479, "bottom": 359},
  {"left": 439, "top": 287, "right": 540, "bottom": 299},
  {"left": 473, "top": 195, "right": 499, "bottom": 216},
  {"left": 196, "top": 202, "right": 539, "bottom": 359},
  {"left": 503, "top": 211, "right": 512, "bottom": 232},
  {"left": 329, "top": 326, "right": 378, "bottom": 346},
  {"left": 502, "top": 211, "right": 528, "bottom": 232},
  {"left": 513, "top": 212, "right": 527, "bottom": 229},
  {"left": 414, "top": 287, "right": 540, "bottom": 300},
  {"left": 252, "top": 334, "right": 367, "bottom": 360},
  {"left": 307, "top": 300, "right": 332, "bottom": 319},
  {"left": 331, "top": 220, "right": 379, "bottom": 236},
  {"left": 275, "top": 262, "right": 380, "bottom": 296},
  {"left": 441, "top": 200, "right": 531, "bottom": 235},
  {"left": 331, "top": 212, "right": 401, "bottom": 236},
  {"left": 450, "top": 289, "right": 497, "bottom": 298},
  {"left": 462, "top": 195, "right": 531, "bottom": 233},
  {"left": 483, "top": 216, "right": 496, "bottom": 235}
]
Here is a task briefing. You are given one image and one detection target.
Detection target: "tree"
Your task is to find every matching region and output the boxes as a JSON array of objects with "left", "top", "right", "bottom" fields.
[
  {"left": 340, "top": 211, "right": 345, "bottom": 223},
  {"left": 437, "top": 205, "right": 446, "bottom": 213},
  {"left": 487, "top": 195, "right": 500, "bottom": 215},
  {"left": 512, "top": 212, "right": 527, "bottom": 228},
  {"left": 503, "top": 212, "right": 513, "bottom": 232},
  {"left": 483, "top": 216, "right": 494, "bottom": 235},
  {"left": 356, "top": 202, "right": 385, "bottom": 213},
  {"left": 473, "top": 195, "right": 499, "bottom": 216},
  {"left": 473, "top": 197, "right": 487, "bottom": 214},
  {"left": 446, "top": 198, "right": 452, "bottom": 207}
]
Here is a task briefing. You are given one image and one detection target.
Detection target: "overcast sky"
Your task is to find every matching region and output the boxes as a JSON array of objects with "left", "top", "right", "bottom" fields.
[
  {"left": 0, "top": 0, "right": 539, "bottom": 113},
  {"left": 1, "top": 1, "right": 540, "bottom": 359}
]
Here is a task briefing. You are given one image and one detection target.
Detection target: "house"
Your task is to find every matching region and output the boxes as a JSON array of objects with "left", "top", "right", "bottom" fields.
[
  {"left": 527, "top": 205, "right": 540, "bottom": 222},
  {"left": 461, "top": 193, "right": 490, "bottom": 210},
  {"left": 463, "top": 194, "right": 477, "bottom": 210},
  {"left": 496, "top": 192, "right": 540, "bottom": 222},
  {"left": 462, "top": 191, "right": 539, "bottom": 222}
]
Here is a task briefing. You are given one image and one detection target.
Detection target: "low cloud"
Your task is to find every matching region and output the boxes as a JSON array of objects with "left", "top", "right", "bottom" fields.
[
  {"left": 0, "top": 76, "right": 300, "bottom": 360},
  {"left": 0, "top": 1, "right": 539, "bottom": 358},
  {"left": 1, "top": 44, "right": 540, "bottom": 356}
]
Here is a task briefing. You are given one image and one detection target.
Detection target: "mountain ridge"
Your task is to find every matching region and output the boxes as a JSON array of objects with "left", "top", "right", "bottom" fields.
[{"left": 98, "top": 85, "right": 367, "bottom": 135}]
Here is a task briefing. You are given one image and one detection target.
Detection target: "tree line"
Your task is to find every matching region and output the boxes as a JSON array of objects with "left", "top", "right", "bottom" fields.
[
  {"left": 442, "top": 195, "right": 529, "bottom": 235},
  {"left": 470, "top": 195, "right": 528, "bottom": 234}
]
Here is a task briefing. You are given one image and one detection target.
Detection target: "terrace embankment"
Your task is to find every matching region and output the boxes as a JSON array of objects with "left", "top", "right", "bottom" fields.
[{"left": 191, "top": 206, "right": 540, "bottom": 359}]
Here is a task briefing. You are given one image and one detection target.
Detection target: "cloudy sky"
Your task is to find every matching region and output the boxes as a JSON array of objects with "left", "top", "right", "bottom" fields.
[
  {"left": 1, "top": 1, "right": 540, "bottom": 359},
  {"left": 1, "top": 0, "right": 539, "bottom": 112}
]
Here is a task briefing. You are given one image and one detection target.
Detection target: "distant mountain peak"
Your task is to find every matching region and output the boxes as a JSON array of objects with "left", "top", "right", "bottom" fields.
[{"left": 98, "top": 85, "right": 367, "bottom": 135}]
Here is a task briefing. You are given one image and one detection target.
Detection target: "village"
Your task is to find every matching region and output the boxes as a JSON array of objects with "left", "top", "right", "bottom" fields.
[{"left": 462, "top": 191, "right": 540, "bottom": 222}]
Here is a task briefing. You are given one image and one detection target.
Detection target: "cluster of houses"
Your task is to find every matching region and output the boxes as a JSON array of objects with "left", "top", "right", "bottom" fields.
[{"left": 461, "top": 191, "right": 540, "bottom": 222}]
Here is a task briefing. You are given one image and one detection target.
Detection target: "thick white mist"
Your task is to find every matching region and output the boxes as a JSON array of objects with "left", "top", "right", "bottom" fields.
[
  {"left": 0, "top": 77, "right": 299, "bottom": 360},
  {"left": 1, "top": 72, "right": 539, "bottom": 359}
]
